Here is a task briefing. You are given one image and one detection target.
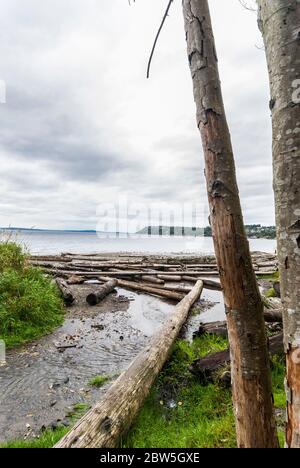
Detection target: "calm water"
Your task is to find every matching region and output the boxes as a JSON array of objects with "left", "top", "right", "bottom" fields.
[{"left": 6, "top": 231, "right": 277, "bottom": 256}]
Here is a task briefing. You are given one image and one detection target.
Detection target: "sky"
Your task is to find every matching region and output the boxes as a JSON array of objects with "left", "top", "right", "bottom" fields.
[{"left": 0, "top": 0, "right": 275, "bottom": 231}]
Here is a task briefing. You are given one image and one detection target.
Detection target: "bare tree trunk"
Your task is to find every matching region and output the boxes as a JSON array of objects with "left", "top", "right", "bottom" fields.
[
  {"left": 182, "top": 0, "right": 278, "bottom": 448},
  {"left": 257, "top": 0, "right": 300, "bottom": 448}
]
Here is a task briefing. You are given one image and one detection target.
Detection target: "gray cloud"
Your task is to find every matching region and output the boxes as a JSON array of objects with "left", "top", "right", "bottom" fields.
[{"left": 0, "top": 0, "right": 275, "bottom": 229}]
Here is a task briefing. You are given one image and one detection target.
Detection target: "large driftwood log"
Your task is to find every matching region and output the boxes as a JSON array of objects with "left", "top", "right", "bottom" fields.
[
  {"left": 55, "top": 278, "right": 75, "bottom": 305},
  {"left": 55, "top": 281, "right": 204, "bottom": 448},
  {"left": 157, "top": 274, "right": 182, "bottom": 282},
  {"left": 141, "top": 276, "right": 165, "bottom": 285},
  {"left": 86, "top": 280, "right": 118, "bottom": 306},
  {"left": 99, "top": 277, "right": 184, "bottom": 302},
  {"left": 181, "top": 276, "right": 222, "bottom": 291}
]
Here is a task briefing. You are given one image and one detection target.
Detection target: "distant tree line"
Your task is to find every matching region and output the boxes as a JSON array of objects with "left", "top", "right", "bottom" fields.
[{"left": 138, "top": 225, "right": 276, "bottom": 239}]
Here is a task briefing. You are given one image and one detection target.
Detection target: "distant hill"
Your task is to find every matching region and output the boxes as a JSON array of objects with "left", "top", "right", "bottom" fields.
[{"left": 137, "top": 225, "right": 276, "bottom": 239}]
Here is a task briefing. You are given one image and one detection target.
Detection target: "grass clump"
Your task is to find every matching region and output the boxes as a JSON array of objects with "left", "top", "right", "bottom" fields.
[
  {"left": 265, "top": 288, "right": 277, "bottom": 298},
  {"left": 0, "top": 241, "right": 64, "bottom": 347},
  {"left": 89, "top": 375, "right": 110, "bottom": 388},
  {"left": 0, "top": 427, "right": 69, "bottom": 449}
]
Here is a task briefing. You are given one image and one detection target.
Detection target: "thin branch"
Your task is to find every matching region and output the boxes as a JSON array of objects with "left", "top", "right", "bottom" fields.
[{"left": 147, "top": 0, "right": 174, "bottom": 79}]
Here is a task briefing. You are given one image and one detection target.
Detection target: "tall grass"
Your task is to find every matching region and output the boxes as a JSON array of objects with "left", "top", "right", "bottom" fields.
[{"left": 0, "top": 241, "right": 64, "bottom": 347}]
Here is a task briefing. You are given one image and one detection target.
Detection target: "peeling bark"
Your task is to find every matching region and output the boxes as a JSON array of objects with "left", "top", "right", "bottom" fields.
[
  {"left": 257, "top": 0, "right": 300, "bottom": 448},
  {"left": 183, "top": 0, "right": 278, "bottom": 448}
]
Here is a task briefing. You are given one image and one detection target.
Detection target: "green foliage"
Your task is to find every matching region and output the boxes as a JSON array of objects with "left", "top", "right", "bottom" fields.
[
  {"left": 0, "top": 242, "right": 64, "bottom": 347},
  {"left": 0, "top": 241, "right": 26, "bottom": 273},
  {"left": 265, "top": 288, "right": 277, "bottom": 298},
  {"left": 89, "top": 375, "right": 110, "bottom": 388},
  {"left": 0, "top": 427, "right": 69, "bottom": 449}
]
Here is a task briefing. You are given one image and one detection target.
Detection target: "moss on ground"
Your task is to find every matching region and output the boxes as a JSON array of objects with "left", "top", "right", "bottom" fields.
[{"left": 89, "top": 375, "right": 110, "bottom": 388}]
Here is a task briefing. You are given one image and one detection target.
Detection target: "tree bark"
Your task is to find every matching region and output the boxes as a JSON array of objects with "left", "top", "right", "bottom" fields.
[
  {"left": 86, "top": 279, "right": 118, "bottom": 306},
  {"left": 182, "top": 0, "right": 278, "bottom": 448},
  {"left": 55, "top": 278, "right": 75, "bottom": 305},
  {"left": 257, "top": 0, "right": 300, "bottom": 448},
  {"left": 55, "top": 281, "right": 203, "bottom": 448}
]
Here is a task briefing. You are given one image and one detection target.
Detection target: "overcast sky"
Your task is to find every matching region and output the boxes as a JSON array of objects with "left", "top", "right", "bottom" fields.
[{"left": 0, "top": 0, "right": 274, "bottom": 230}]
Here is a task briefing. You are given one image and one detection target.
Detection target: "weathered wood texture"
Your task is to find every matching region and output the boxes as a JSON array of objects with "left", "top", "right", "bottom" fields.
[
  {"left": 99, "top": 277, "right": 184, "bottom": 302},
  {"left": 86, "top": 280, "right": 118, "bottom": 306},
  {"left": 257, "top": 0, "right": 300, "bottom": 448},
  {"left": 182, "top": 0, "right": 278, "bottom": 448},
  {"left": 55, "top": 281, "right": 204, "bottom": 448},
  {"left": 55, "top": 278, "right": 75, "bottom": 305}
]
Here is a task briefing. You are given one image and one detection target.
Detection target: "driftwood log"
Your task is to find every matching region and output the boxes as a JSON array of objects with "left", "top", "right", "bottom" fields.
[
  {"left": 55, "top": 278, "right": 75, "bottom": 305},
  {"left": 99, "top": 277, "right": 184, "bottom": 302},
  {"left": 86, "top": 280, "right": 118, "bottom": 306},
  {"left": 190, "top": 333, "right": 284, "bottom": 385},
  {"left": 182, "top": 276, "right": 222, "bottom": 291},
  {"left": 55, "top": 280, "right": 204, "bottom": 448}
]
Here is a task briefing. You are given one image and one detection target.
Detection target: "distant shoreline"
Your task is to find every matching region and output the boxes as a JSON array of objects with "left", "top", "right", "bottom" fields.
[{"left": 1, "top": 226, "right": 276, "bottom": 240}]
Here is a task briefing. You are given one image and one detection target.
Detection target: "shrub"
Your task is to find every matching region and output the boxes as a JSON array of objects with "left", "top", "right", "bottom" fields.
[{"left": 0, "top": 242, "right": 64, "bottom": 347}]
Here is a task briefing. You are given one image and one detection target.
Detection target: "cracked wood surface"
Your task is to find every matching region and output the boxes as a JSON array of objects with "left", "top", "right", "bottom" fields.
[
  {"left": 183, "top": 0, "right": 278, "bottom": 448},
  {"left": 258, "top": 0, "right": 300, "bottom": 448}
]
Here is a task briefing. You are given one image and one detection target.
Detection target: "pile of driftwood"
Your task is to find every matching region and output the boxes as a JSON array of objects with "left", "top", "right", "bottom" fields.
[{"left": 29, "top": 251, "right": 278, "bottom": 305}]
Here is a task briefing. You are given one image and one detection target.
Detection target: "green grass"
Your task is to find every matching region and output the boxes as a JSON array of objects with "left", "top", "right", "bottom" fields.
[
  {"left": 89, "top": 375, "right": 110, "bottom": 388},
  {"left": 258, "top": 271, "right": 280, "bottom": 281},
  {"left": 0, "top": 242, "right": 64, "bottom": 347},
  {"left": 122, "top": 336, "right": 286, "bottom": 449},
  {"left": 0, "top": 427, "right": 69, "bottom": 449},
  {"left": 265, "top": 288, "right": 277, "bottom": 298}
]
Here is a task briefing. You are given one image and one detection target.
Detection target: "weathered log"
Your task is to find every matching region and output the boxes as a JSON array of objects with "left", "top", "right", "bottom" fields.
[
  {"left": 55, "top": 278, "right": 75, "bottom": 305},
  {"left": 182, "top": 276, "right": 222, "bottom": 291},
  {"left": 197, "top": 321, "right": 228, "bottom": 338},
  {"left": 263, "top": 309, "right": 282, "bottom": 323},
  {"left": 86, "top": 280, "right": 118, "bottom": 306},
  {"left": 141, "top": 276, "right": 165, "bottom": 285},
  {"left": 46, "top": 269, "right": 220, "bottom": 278},
  {"left": 190, "top": 333, "right": 284, "bottom": 385},
  {"left": 197, "top": 311, "right": 283, "bottom": 339},
  {"left": 99, "top": 277, "right": 184, "bottom": 302},
  {"left": 67, "top": 275, "right": 85, "bottom": 285},
  {"left": 157, "top": 275, "right": 182, "bottom": 282},
  {"left": 54, "top": 281, "right": 204, "bottom": 448}
]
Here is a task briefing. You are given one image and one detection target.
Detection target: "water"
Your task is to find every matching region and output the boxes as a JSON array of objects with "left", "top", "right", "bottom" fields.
[{"left": 7, "top": 230, "right": 277, "bottom": 255}]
